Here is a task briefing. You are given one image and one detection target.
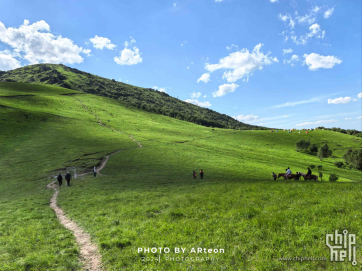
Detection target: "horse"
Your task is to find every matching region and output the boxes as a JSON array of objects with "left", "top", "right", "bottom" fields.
[
  {"left": 277, "top": 173, "right": 301, "bottom": 180},
  {"left": 299, "top": 172, "right": 318, "bottom": 181}
]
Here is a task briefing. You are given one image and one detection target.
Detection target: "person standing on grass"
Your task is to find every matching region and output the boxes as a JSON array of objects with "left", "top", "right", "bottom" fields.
[
  {"left": 94, "top": 166, "right": 97, "bottom": 177},
  {"left": 57, "top": 173, "right": 63, "bottom": 187},
  {"left": 199, "top": 169, "right": 204, "bottom": 179},
  {"left": 65, "top": 172, "right": 72, "bottom": 186},
  {"left": 193, "top": 171, "right": 197, "bottom": 179}
]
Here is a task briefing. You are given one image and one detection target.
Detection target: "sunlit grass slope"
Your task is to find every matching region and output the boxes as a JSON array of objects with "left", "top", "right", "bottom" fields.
[{"left": 1, "top": 82, "right": 361, "bottom": 270}]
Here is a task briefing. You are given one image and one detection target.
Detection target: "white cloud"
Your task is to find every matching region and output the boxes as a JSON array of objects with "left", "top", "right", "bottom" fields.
[
  {"left": 82, "top": 49, "right": 92, "bottom": 57},
  {"left": 358, "top": 92, "right": 362, "bottom": 98},
  {"left": 184, "top": 99, "right": 211, "bottom": 107},
  {"left": 328, "top": 97, "right": 357, "bottom": 104},
  {"left": 181, "top": 40, "right": 187, "bottom": 46},
  {"left": 212, "top": 83, "right": 239, "bottom": 97},
  {"left": 203, "top": 95, "right": 207, "bottom": 98},
  {"left": 173, "top": 3, "right": 177, "bottom": 7},
  {"left": 153, "top": 86, "right": 167, "bottom": 93},
  {"left": 358, "top": 116, "right": 362, "bottom": 119},
  {"left": 233, "top": 114, "right": 259, "bottom": 122},
  {"left": 226, "top": 44, "right": 239, "bottom": 50},
  {"left": 324, "top": 8, "right": 334, "bottom": 19},
  {"left": 278, "top": 14, "right": 295, "bottom": 29},
  {"left": 190, "top": 92, "right": 201, "bottom": 98},
  {"left": 197, "top": 73, "right": 211, "bottom": 83},
  {"left": 89, "top": 35, "right": 116, "bottom": 50},
  {"left": 114, "top": 37, "right": 142, "bottom": 66},
  {"left": 0, "top": 50, "right": 21, "bottom": 71},
  {"left": 282, "top": 48, "right": 293, "bottom": 55},
  {"left": 270, "top": 0, "right": 278, "bottom": 3},
  {"left": 303, "top": 53, "right": 342, "bottom": 71},
  {"left": 0, "top": 20, "right": 84, "bottom": 65},
  {"left": 296, "top": 119, "right": 338, "bottom": 127},
  {"left": 293, "top": 23, "right": 325, "bottom": 45},
  {"left": 187, "top": 66, "right": 190, "bottom": 69},
  {"left": 344, "top": 117, "right": 353, "bottom": 120},
  {"left": 283, "top": 54, "right": 299, "bottom": 66},
  {"left": 215, "top": 0, "right": 224, "bottom": 2},
  {"left": 272, "top": 97, "right": 321, "bottom": 108},
  {"left": 205, "top": 44, "right": 277, "bottom": 83}
]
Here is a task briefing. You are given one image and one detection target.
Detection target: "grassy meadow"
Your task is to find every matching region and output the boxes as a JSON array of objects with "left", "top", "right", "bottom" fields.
[{"left": 0, "top": 82, "right": 361, "bottom": 270}]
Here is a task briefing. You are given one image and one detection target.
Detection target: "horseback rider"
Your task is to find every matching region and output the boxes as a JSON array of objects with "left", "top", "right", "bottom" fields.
[{"left": 306, "top": 167, "right": 312, "bottom": 180}]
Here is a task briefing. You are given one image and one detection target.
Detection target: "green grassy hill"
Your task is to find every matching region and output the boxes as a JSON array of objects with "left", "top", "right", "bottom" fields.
[
  {"left": 0, "top": 64, "right": 266, "bottom": 130},
  {"left": 1, "top": 82, "right": 361, "bottom": 270}
]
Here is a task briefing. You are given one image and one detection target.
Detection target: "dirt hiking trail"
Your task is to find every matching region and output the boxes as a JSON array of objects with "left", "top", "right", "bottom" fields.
[{"left": 47, "top": 97, "right": 142, "bottom": 270}]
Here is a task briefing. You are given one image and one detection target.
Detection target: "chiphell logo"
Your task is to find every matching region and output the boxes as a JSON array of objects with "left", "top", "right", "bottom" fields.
[{"left": 326, "top": 230, "right": 357, "bottom": 266}]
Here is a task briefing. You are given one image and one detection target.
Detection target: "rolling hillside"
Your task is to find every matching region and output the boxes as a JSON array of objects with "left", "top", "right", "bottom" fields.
[
  {"left": 1, "top": 82, "right": 361, "bottom": 270},
  {"left": 0, "top": 64, "right": 267, "bottom": 130}
]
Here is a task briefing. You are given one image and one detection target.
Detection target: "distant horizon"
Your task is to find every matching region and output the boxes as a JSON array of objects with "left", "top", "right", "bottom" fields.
[{"left": 0, "top": 0, "right": 361, "bottom": 130}]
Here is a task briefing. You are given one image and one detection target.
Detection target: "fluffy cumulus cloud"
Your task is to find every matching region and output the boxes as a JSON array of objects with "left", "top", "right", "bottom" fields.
[
  {"left": 233, "top": 114, "right": 260, "bottom": 122},
  {"left": 114, "top": 37, "right": 142, "bottom": 65},
  {"left": 296, "top": 119, "right": 338, "bottom": 127},
  {"left": 324, "top": 8, "right": 334, "bottom": 19},
  {"left": 89, "top": 35, "right": 116, "bottom": 50},
  {"left": 303, "top": 53, "right": 342, "bottom": 71},
  {"left": 212, "top": 83, "right": 239, "bottom": 97},
  {"left": 0, "top": 20, "right": 85, "bottom": 65},
  {"left": 328, "top": 97, "right": 357, "bottom": 104},
  {"left": 205, "top": 44, "right": 278, "bottom": 83},
  {"left": 82, "top": 49, "right": 92, "bottom": 57},
  {"left": 190, "top": 92, "right": 201, "bottom": 98},
  {"left": 282, "top": 48, "right": 293, "bottom": 55},
  {"left": 184, "top": 99, "right": 211, "bottom": 107},
  {"left": 283, "top": 54, "right": 299, "bottom": 66},
  {"left": 358, "top": 92, "right": 362, "bottom": 99},
  {"left": 152, "top": 86, "right": 167, "bottom": 93},
  {"left": 197, "top": 73, "right": 211, "bottom": 83},
  {"left": 0, "top": 50, "right": 21, "bottom": 71}
]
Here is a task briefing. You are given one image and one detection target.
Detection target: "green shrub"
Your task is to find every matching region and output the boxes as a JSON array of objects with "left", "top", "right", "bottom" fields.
[
  {"left": 309, "top": 144, "right": 318, "bottom": 152},
  {"left": 317, "top": 165, "right": 323, "bottom": 171},
  {"left": 296, "top": 139, "right": 311, "bottom": 151},
  {"left": 329, "top": 173, "right": 339, "bottom": 182},
  {"left": 309, "top": 165, "right": 315, "bottom": 169},
  {"left": 318, "top": 144, "right": 332, "bottom": 161},
  {"left": 334, "top": 161, "right": 344, "bottom": 168},
  {"left": 343, "top": 148, "right": 362, "bottom": 170}
]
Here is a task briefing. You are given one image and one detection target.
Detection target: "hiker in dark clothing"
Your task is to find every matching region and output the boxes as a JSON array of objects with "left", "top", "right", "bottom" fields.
[
  {"left": 65, "top": 172, "right": 71, "bottom": 186},
  {"left": 272, "top": 172, "right": 277, "bottom": 180},
  {"left": 193, "top": 171, "right": 197, "bottom": 179},
  {"left": 94, "top": 166, "right": 97, "bottom": 177},
  {"left": 57, "top": 173, "right": 63, "bottom": 187},
  {"left": 306, "top": 167, "right": 312, "bottom": 180},
  {"left": 199, "top": 169, "right": 204, "bottom": 179}
]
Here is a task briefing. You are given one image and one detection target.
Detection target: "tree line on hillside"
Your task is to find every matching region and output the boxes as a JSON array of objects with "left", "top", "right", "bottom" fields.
[
  {"left": 317, "top": 126, "right": 362, "bottom": 137},
  {"left": 296, "top": 139, "right": 361, "bottom": 170}
]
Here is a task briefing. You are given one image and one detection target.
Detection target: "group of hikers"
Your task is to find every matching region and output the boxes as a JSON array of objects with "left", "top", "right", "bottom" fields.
[
  {"left": 57, "top": 172, "right": 72, "bottom": 187},
  {"left": 193, "top": 169, "right": 204, "bottom": 179},
  {"left": 272, "top": 167, "right": 315, "bottom": 181}
]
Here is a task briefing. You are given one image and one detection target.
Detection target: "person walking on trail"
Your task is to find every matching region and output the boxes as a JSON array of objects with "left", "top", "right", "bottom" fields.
[
  {"left": 65, "top": 172, "right": 71, "bottom": 186},
  {"left": 199, "top": 169, "right": 204, "bottom": 179},
  {"left": 94, "top": 166, "right": 97, "bottom": 177},
  {"left": 306, "top": 167, "right": 312, "bottom": 180},
  {"left": 57, "top": 173, "right": 63, "bottom": 187},
  {"left": 193, "top": 171, "right": 197, "bottom": 179}
]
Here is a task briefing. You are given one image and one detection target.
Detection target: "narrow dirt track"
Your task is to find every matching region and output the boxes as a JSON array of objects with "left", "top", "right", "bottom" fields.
[{"left": 47, "top": 97, "right": 142, "bottom": 270}]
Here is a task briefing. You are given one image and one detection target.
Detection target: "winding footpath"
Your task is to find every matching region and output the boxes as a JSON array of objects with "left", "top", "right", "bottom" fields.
[{"left": 47, "top": 97, "right": 142, "bottom": 270}]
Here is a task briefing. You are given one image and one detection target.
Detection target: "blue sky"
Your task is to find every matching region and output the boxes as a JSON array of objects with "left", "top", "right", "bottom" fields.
[{"left": 0, "top": 0, "right": 361, "bottom": 130}]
